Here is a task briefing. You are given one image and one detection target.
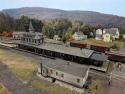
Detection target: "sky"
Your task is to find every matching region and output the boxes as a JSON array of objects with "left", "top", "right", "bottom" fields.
[{"left": 0, "top": 0, "right": 124, "bottom": 17}]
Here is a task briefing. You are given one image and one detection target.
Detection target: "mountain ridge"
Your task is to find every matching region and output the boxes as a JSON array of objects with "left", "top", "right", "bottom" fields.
[{"left": 2, "top": 7, "right": 125, "bottom": 28}]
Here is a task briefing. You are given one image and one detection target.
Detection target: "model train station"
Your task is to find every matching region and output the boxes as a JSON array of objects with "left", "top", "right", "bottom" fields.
[
  {"left": 14, "top": 22, "right": 108, "bottom": 64},
  {"left": 12, "top": 22, "right": 109, "bottom": 88}
]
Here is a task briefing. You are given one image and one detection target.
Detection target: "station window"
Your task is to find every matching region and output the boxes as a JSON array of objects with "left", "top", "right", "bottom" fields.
[
  {"left": 46, "top": 69, "right": 48, "bottom": 74},
  {"left": 32, "top": 39, "right": 34, "bottom": 43},
  {"left": 27, "top": 38, "right": 29, "bottom": 42},
  {"left": 42, "top": 70, "right": 45, "bottom": 73},
  {"left": 35, "top": 40, "right": 37, "bottom": 43},
  {"left": 38, "top": 40, "right": 41, "bottom": 43},
  {"left": 50, "top": 69, "right": 53, "bottom": 74},
  {"left": 77, "top": 78, "right": 80, "bottom": 83},
  {"left": 56, "top": 72, "right": 58, "bottom": 76},
  {"left": 27, "top": 38, "right": 28, "bottom": 42},
  {"left": 23, "top": 38, "right": 25, "bottom": 41},
  {"left": 29, "top": 39, "right": 31, "bottom": 42},
  {"left": 61, "top": 74, "right": 64, "bottom": 78}
]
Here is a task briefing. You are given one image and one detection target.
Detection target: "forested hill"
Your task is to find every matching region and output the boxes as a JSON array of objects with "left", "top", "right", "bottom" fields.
[{"left": 2, "top": 7, "right": 125, "bottom": 28}]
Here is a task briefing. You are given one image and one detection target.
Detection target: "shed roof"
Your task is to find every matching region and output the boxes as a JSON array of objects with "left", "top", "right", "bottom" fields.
[
  {"left": 90, "top": 52, "right": 108, "bottom": 62},
  {"left": 42, "top": 58, "right": 89, "bottom": 77}
]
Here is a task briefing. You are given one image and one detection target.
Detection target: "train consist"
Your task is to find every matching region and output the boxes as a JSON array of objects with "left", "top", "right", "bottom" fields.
[
  {"left": 106, "top": 52, "right": 125, "bottom": 63},
  {"left": 70, "top": 41, "right": 110, "bottom": 53},
  {"left": 70, "top": 41, "right": 125, "bottom": 63}
]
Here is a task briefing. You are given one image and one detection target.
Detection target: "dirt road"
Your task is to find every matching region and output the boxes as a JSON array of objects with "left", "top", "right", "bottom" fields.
[{"left": 0, "top": 62, "right": 42, "bottom": 94}]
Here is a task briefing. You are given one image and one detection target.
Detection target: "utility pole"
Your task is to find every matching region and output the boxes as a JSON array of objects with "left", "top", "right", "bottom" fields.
[{"left": 108, "top": 72, "right": 112, "bottom": 86}]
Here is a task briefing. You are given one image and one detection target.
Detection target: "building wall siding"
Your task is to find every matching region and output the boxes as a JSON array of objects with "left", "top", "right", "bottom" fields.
[{"left": 42, "top": 65, "right": 88, "bottom": 87}]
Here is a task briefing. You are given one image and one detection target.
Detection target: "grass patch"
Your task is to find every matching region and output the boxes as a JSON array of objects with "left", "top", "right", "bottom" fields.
[
  {"left": 0, "top": 48, "right": 38, "bottom": 81},
  {"left": 111, "top": 40, "right": 124, "bottom": 51},
  {"left": 0, "top": 83, "right": 11, "bottom": 94},
  {"left": 78, "top": 39, "right": 111, "bottom": 47},
  {"left": 85, "top": 79, "right": 103, "bottom": 94},
  {"left": 31, "top": 80, "right": 83, "bottom": 94},
  {"left": 12, "top": 68, "right": 35, "bottom": 81}
]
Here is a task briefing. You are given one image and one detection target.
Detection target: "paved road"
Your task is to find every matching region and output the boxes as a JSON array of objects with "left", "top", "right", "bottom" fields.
[{"left": 0, "top": 62, "right": 42, "bottom": 94}]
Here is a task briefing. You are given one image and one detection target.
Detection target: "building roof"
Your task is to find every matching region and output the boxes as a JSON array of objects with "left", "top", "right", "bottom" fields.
[
  {"left": 29, "top": 21, "right": 35, "bottom": 32},
  {"left": 42, "top": 58, "right": 89, "bottom": 77},
  {"left": 23, "top": 32, "right": 43, "bottom": 39},
  {"left": 90, "top": 52, "right": 108, "bottom": 62},
  {"left": 75, "top": 31, "right": 84, "bottom": 35},
  {"left": 17, "top": 42, "right": 94, "bottom": 58},
  {"left": 13, "top": 31, "right": 26, "bottom": 35},
  {"left": 73, "top": 31, "right": 85, "bottom": 37},
  {"left": 96, "top": 29, "right": 103, "bottom": 35},
  {"left": 34, "top": 35, "right": 41, "bottom": 39},
  {"left": 34, "top": 33, "right": 43, "bottom": 39},
  {"left": 103, "top": 28, "right": 119, "bottom": 36}
]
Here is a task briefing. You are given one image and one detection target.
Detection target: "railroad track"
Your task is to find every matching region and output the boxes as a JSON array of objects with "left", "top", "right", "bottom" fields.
[{"left": 1, "top": 43, "right": 125, "bottom": 82}]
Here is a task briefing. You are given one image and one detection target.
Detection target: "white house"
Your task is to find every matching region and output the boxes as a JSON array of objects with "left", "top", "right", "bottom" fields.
[
  {"left": 95, "top": 29, "right": 103, "bottom": 40},
  {"left": 103, "top": 28, "right": 120, "bottom": 40},
  {"left": 53, "top": 35, "right": 61, "bottom": 41},
  {"left": 39, "top": 58, "right": 89, "bottom": 88},
  {"left": 72, "top": 31, "right": 87, "bottom": 41},
  {"left": 95, "top": 28, "right": 120, "bottom": 42},
  {"left": 123, "top": 34, "right": 125, "bottom": 39}
]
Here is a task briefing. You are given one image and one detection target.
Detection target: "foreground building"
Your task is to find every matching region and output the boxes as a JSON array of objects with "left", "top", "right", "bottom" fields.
[{"left": 39, "top": 58, "right": 89, "bottom": 88}]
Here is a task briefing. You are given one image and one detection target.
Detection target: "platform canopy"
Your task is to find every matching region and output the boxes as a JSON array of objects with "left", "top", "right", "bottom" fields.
[{"left": 16, "top": 42, "right": 94, "bottom": 58}]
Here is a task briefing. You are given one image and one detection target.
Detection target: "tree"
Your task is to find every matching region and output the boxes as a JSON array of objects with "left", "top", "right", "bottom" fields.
[
  {"left": 15, "top": 15, "right": 29, "bottom": 31},
  {"left": 15, "top": 16, "right": 44, "bottom": 32},
  {"left": 0, "top": 12, "right": 15, "bottom": 32},
  {"left": 119, "top": 27, "right": 125, "bottom": 34},
  {"left": 62, "top": 27, "right": 74, "bottom": 43},
  {"left": 81, "top": 24, "right": 94, "bottom": 37},
  {"left": 72, "top": 20, "right": 83, "bottom": 32},
  {"left": 43, "top": 19, "right": 72, "bottom": 39},
  {"left": 31, "top": 19, "right": 43, "bottom": 32},
  {"left": 42, "top": 23, "right": 55, "bottom": 39}
]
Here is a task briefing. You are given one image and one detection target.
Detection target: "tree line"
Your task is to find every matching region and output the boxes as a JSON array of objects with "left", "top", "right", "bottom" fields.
[
  {"left": 0, "top": 13, "right": 125, "bottom": 41},
  {"left": 0, "top": 12, "right": 15, "bottom": 32}
]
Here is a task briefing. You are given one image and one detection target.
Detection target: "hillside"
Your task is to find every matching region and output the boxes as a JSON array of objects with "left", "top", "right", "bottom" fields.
[{"left": 2, "top": 7, "right": 125, "bottom": 27}]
